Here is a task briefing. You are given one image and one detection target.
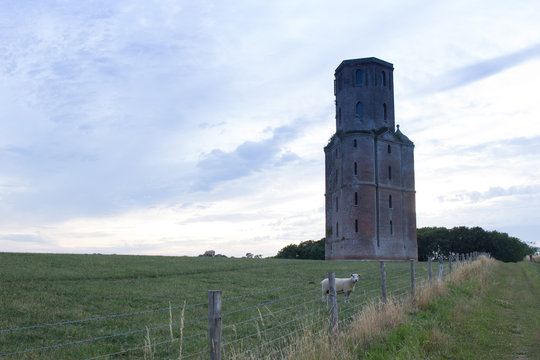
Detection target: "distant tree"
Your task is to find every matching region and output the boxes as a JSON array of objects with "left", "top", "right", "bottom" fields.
[
  {"left": 417, "top": 227, "right": 450, "bottom": 260},
  {"left": 276, "top": 238, "right": 325, "bottom": 260},
  {"left": 418, "top": 226, "right": 535, "bottom": 262}
]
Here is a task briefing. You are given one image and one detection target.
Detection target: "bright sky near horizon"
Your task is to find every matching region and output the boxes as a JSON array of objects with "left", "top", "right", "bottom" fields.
[{"left": 1, "top": 1, "right": 540, "bottom": 257}]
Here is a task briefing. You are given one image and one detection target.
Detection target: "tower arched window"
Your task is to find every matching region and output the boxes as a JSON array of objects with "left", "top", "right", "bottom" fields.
[
  {"left": 388, "top": 166, "right": 392, "bottom": 180},
  {"left": 383, "top": 103, "right": 387, "bottom": 121},
  {"left": 355, "top": 192, "right": 358, "bottom": 205},
  {"left": 355, "top": 219, "right": 359, "bottom": 233},
  {"left": 390, "top": 220, "right": 393, "bottom": 235},
  {"left": 335, "top": 197, "right": 339, "bottom": 212},
  {"left": 389, "top": 195, "right": 392, "bottom": 208},
  {"left": 336, "top": 222, "right": 339, "bottom": 237},
  {"left": 355, "top": 69, "right": 363, "bottom": 86},
  {"left": 356, "top": 102, "right": 363, "bottom": 119},
  {"left": 354, "top": 162, "right": 358, "bottom": 175},
  {"left": 387, "top": 144, "right": 391, "bottom": 154},
  {"left": 381, "top": 71, "right": 386, "bottom": 87},
  {"left": 353, "top": 139, "right": 357, "bottom": 148}
]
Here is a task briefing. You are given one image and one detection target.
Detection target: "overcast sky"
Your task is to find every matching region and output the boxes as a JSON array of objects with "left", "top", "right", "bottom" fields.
[{"left": 1, "top": 0, "right": 539, "bottom": 257}]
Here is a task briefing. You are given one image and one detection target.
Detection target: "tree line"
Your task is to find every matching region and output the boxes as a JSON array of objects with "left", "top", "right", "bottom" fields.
[
  {"left": 275, "top": 227, "right": 536, "bottom": 262},
  {"left": 417, "top": 226, "right": 535, "bottom": 262}
]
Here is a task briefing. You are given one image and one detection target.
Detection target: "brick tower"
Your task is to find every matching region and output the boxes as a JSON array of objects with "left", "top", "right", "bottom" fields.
[{"left": 324, "top": 57, "right": 417, "bottom": 260}]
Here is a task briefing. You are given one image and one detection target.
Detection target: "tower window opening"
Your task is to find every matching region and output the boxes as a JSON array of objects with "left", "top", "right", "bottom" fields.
[
  {"left": 355, "top": 69, "right": 363, "bottom": 86},
  {"left": 387, "top": 144, "right": 391, "bottom": 154},
  {"left": 388, "top": 166, "right": 392, "bottom": 180},
  {"left": 355, "top": 219, "right": 359, "bottom": 233},
  {"left": 390, "top": 220, "right": 393, "bottom": 235},
  {"left": 383, "top": 103, "right": 387, "bottom": 121},
  {"left": 353, "top": 139, "right": 357, "bottom": 148},
  {"left": 354, "top": 162, "right": 358, "bottom": 175},
  {"left": 389, "top": 195, "right": 392, "bottom": 208},
  {"left": 381, "top": 71, "right": 386, "bottom": 87},
  {"left": 355, "top": 192, "right": 358, "bottom": 205},
  {"left": 335, "top": 197, "right": 339, "bottom": 212},
  {"left": 336, "top": 222, "right": 339, "bottom": 237},
  {"left": 356, "top": 102, "right": 363, "bottom": 119}
]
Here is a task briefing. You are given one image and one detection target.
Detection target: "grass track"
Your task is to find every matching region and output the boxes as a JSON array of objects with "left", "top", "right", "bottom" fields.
[{"left": 359, "top": 260, "right": 540, "bottom": 359}]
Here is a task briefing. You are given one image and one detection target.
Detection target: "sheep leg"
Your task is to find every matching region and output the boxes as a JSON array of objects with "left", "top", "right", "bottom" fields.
[{"left": 322, "top": 289, "right": 328, "bottom": 303}]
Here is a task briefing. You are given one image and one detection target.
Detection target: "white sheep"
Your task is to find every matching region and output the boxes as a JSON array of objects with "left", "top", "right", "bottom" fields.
[{"left": 321, "top": 273, "right": 359, "bottom": 303}]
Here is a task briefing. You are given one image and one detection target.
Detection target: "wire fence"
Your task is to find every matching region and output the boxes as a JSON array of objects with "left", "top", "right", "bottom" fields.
[{"left": 0, "top": 253, "right": 485, "bottom": 359}]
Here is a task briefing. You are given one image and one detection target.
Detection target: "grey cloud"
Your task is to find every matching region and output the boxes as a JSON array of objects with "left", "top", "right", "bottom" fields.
[
  {"left": 193, "top": 123, "right": 301, "bottom": 191},
  {"left": 434, "top": 42, "right": 540, "bottom": 92},
  {"left": 0, "top": 233, "right": 48, "bottom": 244}
]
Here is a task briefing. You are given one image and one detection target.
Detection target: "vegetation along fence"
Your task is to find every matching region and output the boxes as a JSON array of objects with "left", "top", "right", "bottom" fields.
[{"left": 0, "top": 253, "right": 487, "bottom": 359}]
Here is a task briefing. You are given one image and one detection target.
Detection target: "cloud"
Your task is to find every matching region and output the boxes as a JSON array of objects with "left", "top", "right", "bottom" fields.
[
  {"left": 433, "top": 42, "right": 540, "bottom": 92},
  {"left": 439, "top": 185, "right": 540, "bottom": 203},
  {"left": 193, "top": 123, "right": 301, "bottom": 190}
]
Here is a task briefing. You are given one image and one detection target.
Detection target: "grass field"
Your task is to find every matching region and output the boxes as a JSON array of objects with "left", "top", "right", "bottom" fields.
[
  {"left": 0, "top": 253, "right": 433, "bottom": 359},
  {"left": 2, "top": 253, "right": 532, "bottom": 359}
]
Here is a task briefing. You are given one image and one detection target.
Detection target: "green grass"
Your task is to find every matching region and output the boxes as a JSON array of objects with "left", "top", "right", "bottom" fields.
[
  {"left": 0, "top": 253, "right": 434, "bottom": 359},
  {"left": 357, "top": 260, "right": 540, "bottom": 359}
]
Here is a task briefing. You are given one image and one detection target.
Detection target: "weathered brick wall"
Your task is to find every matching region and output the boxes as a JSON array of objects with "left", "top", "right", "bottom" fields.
[{"left": 325, "top": 57, "right": 418, "bottom": 260}]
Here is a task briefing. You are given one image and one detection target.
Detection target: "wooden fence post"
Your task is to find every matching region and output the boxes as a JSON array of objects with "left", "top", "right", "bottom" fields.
[
  {"left": 449, "top": 255, "right": 453, "bottom": 274},
  {"left": 380, "top": 261, "right": 387, "bottom": 304},
  {"left": 428, "top": 257, "right": 433, "bottom": 283},
  {"left": 410, "top": 259, "right": 415, "bottom": 297},
  {"left": 328, "top": 272, "right": 338, "bottom": 336},
  {"left": 208, "top": 290, "right": 222, "bottom": 360},
  {"left": 438, "top": 258, "right": 443, "bottom": 281}
]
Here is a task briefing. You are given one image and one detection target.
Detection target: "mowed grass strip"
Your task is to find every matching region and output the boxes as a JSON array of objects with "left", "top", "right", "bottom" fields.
[
  {"left": 358, "top": 260, "right": 540, "bottom": 359},
  {"left": 0, "top": 253, "right": 429, "bottom": 359}
]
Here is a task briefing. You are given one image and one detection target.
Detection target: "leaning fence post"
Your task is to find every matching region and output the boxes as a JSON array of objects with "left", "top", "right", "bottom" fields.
[
  {"left": 208, "top": 290, "right": 222, "bottom": 360},
  {"left": 410, "top": 259, "right": 415, "bottom": 297},
  {"left": 428, "top": 257, "right": 433, "bottom": 283},
  {"left": 328, "top": 272, "right": 338, "bottom": 336},
  {"left": 438, "top": 258, "right": 443, "bottom": 281},
  {"left": 380, "top": 261, "right": 387, "bottom": 304}
]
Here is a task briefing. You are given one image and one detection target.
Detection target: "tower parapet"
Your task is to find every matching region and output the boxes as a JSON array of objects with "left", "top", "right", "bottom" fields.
[{"left": 334, "top": 57, "right": 395, "bottom": 133}]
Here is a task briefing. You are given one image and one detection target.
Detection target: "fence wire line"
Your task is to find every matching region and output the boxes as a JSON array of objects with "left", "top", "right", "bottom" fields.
[
  {"left": 1, "top": 312, "right": 210, "bottom": 358},
  {"left": 223, "top": 302, "right": 322, "bottom": 347},
  {"left": 86, "top": 330, "right": 208, "bottom": 360},
  {"left": 0, "top": 301, "right": 207, "bottom": 334},
  {"left": 230, "top": 315, "right": 327, "bottom": 360},
  {"left": 222, "top": 288, "right": 320, "bottom": 317},
  {"left": 222, "top": 297, "right": 321, "bottom": 331}
]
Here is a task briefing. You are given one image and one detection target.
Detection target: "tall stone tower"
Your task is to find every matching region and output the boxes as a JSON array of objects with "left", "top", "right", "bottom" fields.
[{"left": 324, "top": 57, "right": 417, "bottom": 260}]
